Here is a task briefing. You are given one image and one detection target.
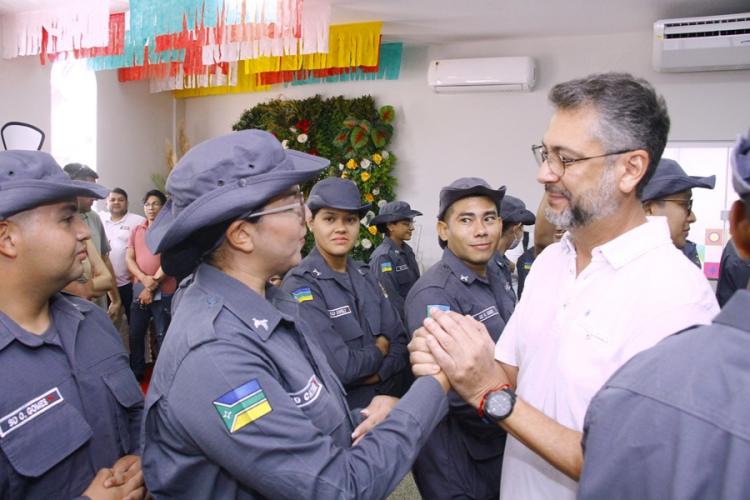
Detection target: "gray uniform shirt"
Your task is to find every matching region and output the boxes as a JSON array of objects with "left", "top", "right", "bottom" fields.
[
  {"left": 580, "top": 290, "right": 750, "bottom": 499},
  {"left": 369, "top": 238, "right": 420, "bottom": 322},
  {"left": 141, "top": 263, "right": 448, "bottom": 499}
]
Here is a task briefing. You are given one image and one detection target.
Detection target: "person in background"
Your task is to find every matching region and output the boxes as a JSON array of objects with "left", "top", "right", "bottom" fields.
[
  {"left": 0, "top": 150, "right": 144, "bottom": 499},
  {"left": 126, "top": 189, "right": 176, "bottom": 382},
  {"left": 516, "top": 192, "right": 564, "bottom": 298},
  {"left": 282, "top": 178, "right": 411, "bottom": 410},
  {"left": 405, "top": 177, "right": 509, "bottom": 500},
  {"left": 63, "top": 163, "right": 121, "bottom": 318},
  {"left": 102, "top": 188, "right": 145, "bottom": 326},
  {"left": 716, "top": 239, "right": 750, "bottom": 307},
  {"left": 140, "top": 130, "right": 450, "bottom": 498},
  {"left": 577, "top": 130, "right": 750, "bottom": 499},
  {"left": 494, "top": 194, "right": 536, "bottom": 309},
  {"left": 369, "top": 200, "right": 423, "bottom": 322},
  {"left": 641, "top": 158, "right": 715, "bottom": 268}
]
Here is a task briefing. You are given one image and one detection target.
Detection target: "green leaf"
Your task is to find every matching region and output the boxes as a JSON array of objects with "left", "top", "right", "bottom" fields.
[
  {"left": 343, "top": 116, "right": 358, "bottom": 129},
  {"left": 379, "top": 105, "right": 395, "bottom": 124},
  {"left": 333, "top": 129, "right": 350, "bottom": 148},
  {"left": 350, "top": 128, "right": 369, "bottom": 149},
  {"left": 358, "top": 120, "right": 372, "bottom": 133},
  {"left": 344, "top": 147, "right": 356, "bottom": 159},
  {"left": 371, "top": 128, "right": 387, "bottom": 148}
]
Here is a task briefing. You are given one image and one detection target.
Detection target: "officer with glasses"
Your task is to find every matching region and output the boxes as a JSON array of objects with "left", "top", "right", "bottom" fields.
[{"left": 641, "top": 158, "right": 716, "bottom": 267}]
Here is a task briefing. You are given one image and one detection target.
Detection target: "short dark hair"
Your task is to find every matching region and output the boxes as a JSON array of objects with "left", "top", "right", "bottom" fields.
[
  {"left": 143, "top": 189, "right": 166, "bottom": 205},
  {"left": 501, "top": 221, "right": 519, "bottom": 236},
  {"left": 377, "top": 223, "right": 389, "bottom": 236},
  {"left": 111, "top": 187, "right": 128, "bottom": 200},
  {"left": 549, "top": 72, "right": 670, "bottom": 198}
]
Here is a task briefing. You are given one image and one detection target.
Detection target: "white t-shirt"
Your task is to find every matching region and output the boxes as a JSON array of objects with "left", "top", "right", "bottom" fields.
[
  {"left": 495, "top": 217, "right": 719, "bottom": 500},
  {"left": 102, "top": 212, "right": 146, "bottom": 287}
]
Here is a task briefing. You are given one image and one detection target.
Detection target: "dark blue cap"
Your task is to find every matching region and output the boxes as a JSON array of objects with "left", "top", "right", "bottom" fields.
[
  {"left": 438, "top": 177, "right": 506, "bottom": 219},
  {"left": 146, "top": 129, "right": 328, "bottom": 253},
  {"left": 63, "top": 163, "right": 99, "bottom": 181},
  {"left": 0, "top": 150, "right": 108, "bottom": 219},
  {"left": 307, "top": 177, "right": 371, "bottom": 216},
  {"left": 500, "top": 195, "right": 535, "bottom": 225},
  {"left": 732, "top": 130, "right": 750, "bottom": 196},
  {"left": 641, "top": 158, "right": 715, "bottom": 202},
  {"left": 370, "top": 200, "right": 422, "bottom": 225}
]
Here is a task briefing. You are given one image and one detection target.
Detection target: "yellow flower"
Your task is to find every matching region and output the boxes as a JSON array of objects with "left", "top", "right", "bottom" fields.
[
  {"left": 341, "top": 172, "right": 349, "bottom": 179},
  {"left": 346, "top": 159, "right": 357, "bottom": 169},
  {"left": 364, "top": 193, "right": 375, "bottom": 203},
  {"left": 368, "top": 225, "right": 378, "bottom": 235},
  {"left": 372, "top": 153, "right": 383, "bottom": 165},
  {"left": 360, "top": 172, "right": 371, "bottom": 182}
]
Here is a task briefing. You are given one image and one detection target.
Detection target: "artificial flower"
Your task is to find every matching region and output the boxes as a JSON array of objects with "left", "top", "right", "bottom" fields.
[
  {"left": 281, "top": 139, "right": 289, "bottom": 149},
  {"left": 360, "top": 172, "right": 371, "bottom": 182},
  {"left": 372, "top": 187, "right": 380, "bottom": 196},
  {"left": 360, "top": 158, "right": 371, "bottom": 169},
  {"left": 289, "top": 126, "right": 297, "bottom": 133},
  {"left": 338, "top": 163, "right": 345, "bottom": 171},
  {"left": 297, "top": 133, "right": 308, "bottom": 144},
  {"left": 364, "top": 193, "right": 375, "bottom": 203},
  {"left": 346, "top": 159, "right": 357, "bottom": 170},
  {"left": 361, "top": 238, "right": 372, "bottom": 249},
  {"left": 341, "top": 172, "right": 349, "bottom": 179},
  {"left": 372, "top": 153, "right": 383, "bottom": 165},
  {"left": 377, "top": 199, "right": 387, "bottom": 208},
  {"left": 368, "top": 225, "right": 378, "bottom": 235}
]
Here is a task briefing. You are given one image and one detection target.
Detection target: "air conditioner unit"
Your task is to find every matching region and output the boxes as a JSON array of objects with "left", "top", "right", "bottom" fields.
[
  {"left": 427, "top": 57, "right": 536, "bottom": 93},
  {"left": 653, "top": 12, "right": 750, "bottom": 72}
]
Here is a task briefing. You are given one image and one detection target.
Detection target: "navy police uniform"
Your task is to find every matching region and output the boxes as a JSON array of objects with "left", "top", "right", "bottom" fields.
[
  {"left": 406, "top": 247, "right": 510, "bottom": 500},
  {"left": 716, "top": 240, "right": 750, "bottom": 307},
  {"left": 369, "top": 237, "right": 420, "bottom": 322},
  {"left": 490, "top": 252, "right": 516, "bottom": 319},
  {"left": 682, "top": 239, "right": 702, "bottom": 268},
  {"left": 282, "top": 247, "right": 410, "bottom": 409}
]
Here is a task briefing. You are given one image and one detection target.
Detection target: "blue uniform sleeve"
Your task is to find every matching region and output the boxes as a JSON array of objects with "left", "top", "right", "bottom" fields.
[
  {"left": 371, "top": 254, "right": 405, "bottom": 320},
  {"left": 716, "top": 250, "right": 750, "bottom": 307},
  {"left": 145, "top": 341, "right": 449, "bottom": 499},
  {"left": 281, "top": 275, "right": 384, "bottom": 385}
]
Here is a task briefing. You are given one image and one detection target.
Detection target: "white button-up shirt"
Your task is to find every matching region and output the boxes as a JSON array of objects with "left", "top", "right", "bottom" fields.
[
  {"left": 495, "top": 217, "right": 719, "bottom": 500},
  {"left": 102, "top": 211, "right": 146, "bottom": 287}
]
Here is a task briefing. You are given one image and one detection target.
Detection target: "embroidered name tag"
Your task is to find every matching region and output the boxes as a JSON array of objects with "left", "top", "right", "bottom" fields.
[
  {"left": 328, "top": 305, "right": 352, "bottom": 318},
  {"left": 473, "top": 306, "right": 499, "bottom": 323},
  {"left": 395, "top": 264, "right": 409, "bottom": 272},
  {"left": 0, "top": 388, "right": 64, "bottom": 438},
  {"left": 289, "top": 375, "right": 323, "bottom": 408}
]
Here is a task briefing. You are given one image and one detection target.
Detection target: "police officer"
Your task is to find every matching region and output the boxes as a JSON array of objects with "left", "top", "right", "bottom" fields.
[
  {"left": 578, "top": 131, "right": 750, "bottom": 499},
  {"left": 716, "top": 240, "right": 750, "bottom": 307},
  {"left": 404, "top": 177, "right": 508, "bottom": 500},
  {"left": 369, "top": 200, "right": 423, "bottom": 322},
  {"left": 642, "top": 158, "right": 716, "bottom": 267},
  {"left": 141, "top": 130, "right": 449, "bottom": 498},
  {"left": 0, "top": 151, "right": 144, "bottom": 499},
  {"left": 282, "top": 178, "right": 411, "bottom": 409},
  {"left": 492, "top": 195, "right": 535, "bottom": 314}
]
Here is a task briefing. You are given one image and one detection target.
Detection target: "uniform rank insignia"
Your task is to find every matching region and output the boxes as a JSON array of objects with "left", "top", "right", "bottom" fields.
[
  {"left": 292, "top": 287, "right": 313, "bottom": 303},
  {"left": 426, "top": 304, "right": 450, "bottom": 317},
  {"left": 380, "top": 261, "right": 393, "bottom": 272},
  {"left": 213, "top": 379, "right": 272, "bottom": 433},
  {"left": 0, "top": 388, "right": 63, "bottom": 438}
]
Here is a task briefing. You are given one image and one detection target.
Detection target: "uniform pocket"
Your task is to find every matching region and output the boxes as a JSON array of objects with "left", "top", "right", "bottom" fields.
[
  {"left": 102, "top": 366, "right": 144, "bottom": 453},
  {"left": 0, "top": 390, "right": 92, "bottom": 477}
]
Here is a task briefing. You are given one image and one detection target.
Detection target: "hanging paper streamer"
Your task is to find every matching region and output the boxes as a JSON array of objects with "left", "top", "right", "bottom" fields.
[
  {"left": 43, "top": 13, "right": 127, "bottom": 64},
  {"left": 1, "top": 0, "right": 110, "bottom": 59},
  {"left": 289, "top": 42, "right": 402, "bottom": 85}
]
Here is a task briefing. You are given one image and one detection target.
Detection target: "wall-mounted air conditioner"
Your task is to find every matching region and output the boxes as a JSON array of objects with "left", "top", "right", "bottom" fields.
[
  {"left": 653, "top": 12, "right": 750, "bottom": 72},
  {"left": 427, "top": 56, "right": 536, "bottom": 93}
]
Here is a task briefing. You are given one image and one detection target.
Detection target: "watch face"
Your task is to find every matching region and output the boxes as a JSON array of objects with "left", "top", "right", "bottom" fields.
[{"left": 486, "top": 391, "right": 513, "bottom": 420}]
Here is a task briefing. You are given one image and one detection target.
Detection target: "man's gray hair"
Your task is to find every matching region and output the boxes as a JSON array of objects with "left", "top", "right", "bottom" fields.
[{"left": 549, "top": 72, "right": 670, "bottom": 198}]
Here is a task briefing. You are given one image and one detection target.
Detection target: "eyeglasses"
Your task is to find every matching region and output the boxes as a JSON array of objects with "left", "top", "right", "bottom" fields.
[
  {"left": 531, "top": 144, "right": 634, "bottom": 178},
  {"left": 245, "top": 192, "right": 306, "bottom": 221},
  {"left": 144, "top": 202, "right": 162, "bottom": 208},
  {"left": 661, "top": 198, "right": 694, "bottom": 214}
]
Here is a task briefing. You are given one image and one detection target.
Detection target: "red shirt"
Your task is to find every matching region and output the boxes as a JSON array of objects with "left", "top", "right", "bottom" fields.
[{"left": 128, "top": 222, "right": 177, "bottom": 294}]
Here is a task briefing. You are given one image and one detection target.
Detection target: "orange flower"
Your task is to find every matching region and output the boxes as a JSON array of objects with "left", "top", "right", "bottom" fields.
[
  {"left": 346, "top": 159, "right": 357, "bottom": 170},
  {"left": 368, "top": 225, "right": 378, "bottom": 235},
  {"left": 360, "top": 172, "right": 371, "bottom": 182},
  {"left": 364, "top": 193, "right": 375, "bottom": 203}
]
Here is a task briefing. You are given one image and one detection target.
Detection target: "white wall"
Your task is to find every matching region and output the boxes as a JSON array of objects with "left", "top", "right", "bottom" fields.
[
  {"left": 0, "top": 56, "right": 52, "bottom": 152},
  {"left": 182, "top": 30, "right": 750, "bottom": 267}
]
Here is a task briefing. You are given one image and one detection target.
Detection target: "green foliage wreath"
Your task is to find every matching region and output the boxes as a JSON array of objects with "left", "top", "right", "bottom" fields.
[{"left": 233, "top": 94, "right": 397, "bottom": 261}]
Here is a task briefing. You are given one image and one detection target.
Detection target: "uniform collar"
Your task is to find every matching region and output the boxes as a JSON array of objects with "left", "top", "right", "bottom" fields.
[
  {"left": 0, "top": 293, "right": 90, "bottom": 351},
  {"left": 193, "top": 264, "right": 284, "bottom": 341},
  {"left": 304, "top": 247, "right": 363, "bottom": 282},
  {"left": 441, "top": 247, "right": 485, "bottom": 285},
  {"left": 714, "top": 290, "right": 750, "bottom": 333},
  {"left": 561, "top": 217, "right": 672, "bottom": 270}
]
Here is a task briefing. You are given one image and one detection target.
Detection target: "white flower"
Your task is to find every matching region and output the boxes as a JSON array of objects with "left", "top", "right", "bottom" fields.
[
  {"left": 360, "top": 158, "right": 371, "bottom": 169},
  {"left": 372, "top": 187, "right": 380, "bottom": 196},
  {"left": 360, "top": 211, "right": 375, "bottom": 226},
  {"left": 281, "top": 139, "right": 289, "bottom": 149},
  {"left": 377, "top": 199, "right": 387, "bottom": 208},
  {"left": 361, "top": 238, "right": 373, "bottom": 249},
  {"left": 297, "top": 133, "right": 308, "bottom": 144},
  {"left": 381, "top": 150, "right": 390, "bottom": 159},
  {"left": 338, "top": 163, "right": 345, "bottom": 171},
  {"left": 289, "top": 127, "right": 297, "bottom": 133}
]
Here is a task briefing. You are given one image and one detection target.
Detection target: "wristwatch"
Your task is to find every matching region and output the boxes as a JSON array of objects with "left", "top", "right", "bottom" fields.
[{"left": 478, "top": 385, "right": 516, "bottom": 423}]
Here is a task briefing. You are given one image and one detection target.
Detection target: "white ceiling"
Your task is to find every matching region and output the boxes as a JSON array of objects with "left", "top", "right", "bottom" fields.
[{"left": 1, "top": 0, "right": 748, "bottom": 44}]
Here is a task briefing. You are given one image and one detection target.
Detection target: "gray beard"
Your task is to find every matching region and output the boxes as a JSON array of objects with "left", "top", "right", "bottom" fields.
[{"left": 544, "top": 166, "right": 620, "bottom": 229}]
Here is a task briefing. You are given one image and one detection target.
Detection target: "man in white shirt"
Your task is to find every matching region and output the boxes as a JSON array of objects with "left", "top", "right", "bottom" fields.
[
  {"left": 102, "top": 187, "right": 145, "bottom": 325},
  {"left": 409, "top": 72, "right": 719, "bottom": 500}
]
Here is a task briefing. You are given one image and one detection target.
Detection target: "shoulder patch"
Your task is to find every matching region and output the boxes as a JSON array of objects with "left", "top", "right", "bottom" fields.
[
  {"left": 0, "top": 388, "right": 64, "bottom": 438},
  {"left": 291, "top": 287, "right": 314, "bottom": 303},
  {"left": 288, "top": 375, "right": 323, "bottom": 408},
  {"left": 426, "top": 304, "right": 450, "bottom": 317},
  {"left": 213, "top": 379, "right": 272, "bottom": 433},
  {"left": 380, "top": 261, "right": 393, "bottom": 272}
]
